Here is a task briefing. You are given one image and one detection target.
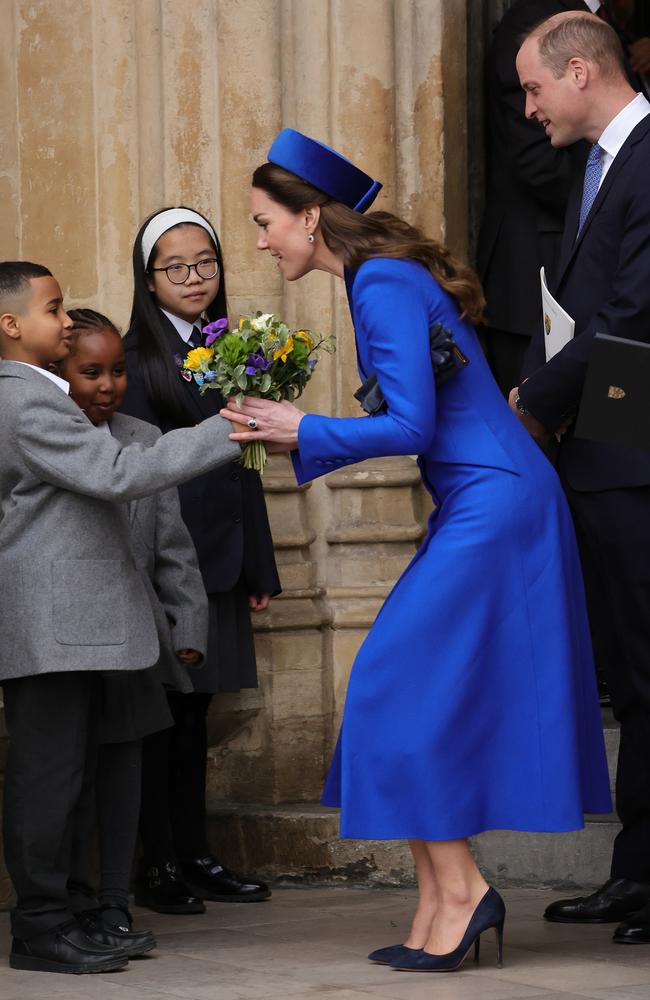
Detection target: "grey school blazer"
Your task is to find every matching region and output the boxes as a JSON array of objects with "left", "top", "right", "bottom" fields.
[
  {"left": 0, "top": 361, "right": 240, "bottom": 681},
  {"left": 110, "top": 411, "right": 209, "bottom": 695}
]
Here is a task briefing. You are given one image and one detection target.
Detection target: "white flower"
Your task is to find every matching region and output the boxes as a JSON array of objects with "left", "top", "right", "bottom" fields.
[{"left": 249, "top": 312, "right": 275, "bottom": 333}]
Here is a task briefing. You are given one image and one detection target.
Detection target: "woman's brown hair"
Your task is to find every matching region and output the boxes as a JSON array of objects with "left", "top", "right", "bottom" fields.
[{"left": 252, "top": 162, "right": 485, "bottom": 325}]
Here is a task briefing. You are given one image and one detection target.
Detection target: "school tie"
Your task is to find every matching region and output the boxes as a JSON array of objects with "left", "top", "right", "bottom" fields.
[
  {"left": 188, "top": 324, "right": 203, "bottom": 348},
  {"left": 577, "top": 142, "right": 604, "bottom": 236}
]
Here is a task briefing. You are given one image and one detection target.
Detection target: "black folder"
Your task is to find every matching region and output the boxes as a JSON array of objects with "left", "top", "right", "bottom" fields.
[{"left": 575, "top": 333, "right": 650, "bottom": 451}]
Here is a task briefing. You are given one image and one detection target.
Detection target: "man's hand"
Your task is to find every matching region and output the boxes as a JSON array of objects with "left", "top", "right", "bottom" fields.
[
  {"left": 629, "top": 38, "right": 650, "bottom": 75},
  {"left": 176, "top": 648, "right": 202, "bottom": 667},
  {"left": 248, "top": 593, "right": 271, "bottom": 613},
  {"left": 508, "top": 387, "right": 551, "bottom": 441}
]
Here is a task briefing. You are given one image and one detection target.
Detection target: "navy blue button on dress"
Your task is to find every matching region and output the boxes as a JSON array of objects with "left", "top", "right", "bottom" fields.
[{"left": 292, "top": 258, "right": 611, "bottom": 840}]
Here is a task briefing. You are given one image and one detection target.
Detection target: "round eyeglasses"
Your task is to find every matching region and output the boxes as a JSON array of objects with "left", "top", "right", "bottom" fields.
[{"left": 150, "top": 258, "right": 220, "bottom": 285}]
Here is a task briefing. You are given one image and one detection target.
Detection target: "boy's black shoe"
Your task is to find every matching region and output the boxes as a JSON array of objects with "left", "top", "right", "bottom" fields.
[
  {"left": 180, "top": 855, "right": 271, "bottom": 902},
  {"left": 10, "top": 920, "right": 128, "bottom": 974},
  {"left": 134, "top": 860, "right": 205, "bottom": 914},
  {"left": 76, "top": 909, "right": 156, "bottom": 958}
]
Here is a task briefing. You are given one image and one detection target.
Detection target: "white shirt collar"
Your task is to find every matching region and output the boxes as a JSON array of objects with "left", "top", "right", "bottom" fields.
[
  {"left": 161, "top": 308, "right": 202, "bottom": 344},
  {"left": 584, "top": 0, "right": 600, "bottom": 12},
  {"left": 598, "top": 94, "right": 650, "bottom": 182},
  {"left": 95, "top": 420, "right": 112, "bottom": 434},
  {"left": 14, "top": 361, "right": 69, "bottom": 394}
]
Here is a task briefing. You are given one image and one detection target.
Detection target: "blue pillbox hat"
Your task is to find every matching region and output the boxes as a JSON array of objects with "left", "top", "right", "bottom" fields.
[{"left": 267, "top": 128, "right": 382, "bottom": 213}]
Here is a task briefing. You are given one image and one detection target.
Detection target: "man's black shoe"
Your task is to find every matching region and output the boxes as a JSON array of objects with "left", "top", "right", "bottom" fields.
[
  {"left": 544, "top": 878, "right": 650, "bottom": 924},
  {"left": 613, "top": 901, "right": 650, "bottom": 943},
  {"left": 10, "top": 920, "right": 128, "bottom": 974},
  {"left": 76, "top": 909, "right": 156, "bottom": 958},
  {"left": 134, "top": 860, "right": 206, "bottom": 914},
  {"left": 181, "top": 855, "right": 271, "bottom": 902}
]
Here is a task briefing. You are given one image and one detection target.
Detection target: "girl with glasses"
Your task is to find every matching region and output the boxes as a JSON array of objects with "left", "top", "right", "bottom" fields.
[{"left": 121, "top": 206, "right": 280, "bottom": 914}]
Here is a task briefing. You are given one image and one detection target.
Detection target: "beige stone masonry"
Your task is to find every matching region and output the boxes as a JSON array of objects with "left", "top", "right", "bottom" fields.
[{"left": 0, "top": 0, "right": 468, "bottom": 896}]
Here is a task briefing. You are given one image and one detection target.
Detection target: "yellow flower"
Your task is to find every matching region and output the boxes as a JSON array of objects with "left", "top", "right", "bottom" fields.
[
  {"left": 273, "top": 336, "right": 294, "bottom": 364},
  {"left": 184, "top": 346, "right": 214, "bottom": 371},
  {"left": 294, "top": 330, "right": 314, "bottom": 350}
]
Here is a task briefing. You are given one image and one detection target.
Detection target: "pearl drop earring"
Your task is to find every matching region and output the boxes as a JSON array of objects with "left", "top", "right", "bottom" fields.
[{"left": 307, "top": 233, "right": 314, "bottom": 243}]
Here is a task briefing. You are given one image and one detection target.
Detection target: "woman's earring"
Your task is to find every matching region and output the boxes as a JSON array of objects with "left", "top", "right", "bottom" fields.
[{"left": 307, "top": 233, "right": 315, "bottom": 243}]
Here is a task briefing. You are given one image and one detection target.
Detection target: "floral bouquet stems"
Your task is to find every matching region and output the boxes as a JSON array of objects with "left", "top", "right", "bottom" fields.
[{"left": 180, "top": 312, "right": 335, "bottom": 473}]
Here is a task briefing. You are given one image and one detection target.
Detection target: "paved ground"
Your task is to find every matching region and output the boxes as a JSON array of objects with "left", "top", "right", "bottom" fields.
[{"left": 0, "top": 886, "right": 649, "bottom": 1000}]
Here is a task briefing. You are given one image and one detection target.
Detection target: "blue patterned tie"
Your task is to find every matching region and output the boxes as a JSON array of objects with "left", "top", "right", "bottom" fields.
[
  {"left": 188, "top": 325, "right": 202, "bottom": 347},
  {"left": 577, "top": 143, "right": 603, "bottom": 235}
]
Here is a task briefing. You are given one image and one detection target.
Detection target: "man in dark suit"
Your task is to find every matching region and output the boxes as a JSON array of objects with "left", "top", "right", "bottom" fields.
[
  {"left": 477, "top": 0, "right": 650, "bottom": 396},
  {"left": 511, "top": 11, "right": 650, "bottom": 943},
  {"left": 477, "top": 0, "right": 592, "bottom": 395}
]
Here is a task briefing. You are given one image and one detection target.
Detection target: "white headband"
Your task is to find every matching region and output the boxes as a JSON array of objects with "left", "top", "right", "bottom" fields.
[{"left": 141, "top": 209, "right": 218, "bottom": 268}]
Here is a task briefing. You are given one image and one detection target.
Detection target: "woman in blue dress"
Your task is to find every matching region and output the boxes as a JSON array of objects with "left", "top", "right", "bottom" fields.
[{"left": 225, "top": 129, "right": 611, "bottom": 973}]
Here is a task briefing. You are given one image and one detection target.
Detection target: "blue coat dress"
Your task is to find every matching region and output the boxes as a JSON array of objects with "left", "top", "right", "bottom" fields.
[{"left": 293, "top": 257, "right": 611, "bottom": 840}]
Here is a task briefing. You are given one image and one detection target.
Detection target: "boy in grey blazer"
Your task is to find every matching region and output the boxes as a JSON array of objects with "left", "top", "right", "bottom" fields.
[{"left": 0, "top": 262, "right": 240, "bottom": 974}]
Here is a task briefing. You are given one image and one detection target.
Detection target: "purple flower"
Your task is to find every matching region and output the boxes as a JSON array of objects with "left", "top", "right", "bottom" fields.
[
  {"left": 308, "top": 358, "right": 318, "bottom": 368},
  {"left": 244, "top": 350, "right": 271, "bottom": 376},
  {"left": 202, "top": 317, "right": 229, "bottom": 346}
]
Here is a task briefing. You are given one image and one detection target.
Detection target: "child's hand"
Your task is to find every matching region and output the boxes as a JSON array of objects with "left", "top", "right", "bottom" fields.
[
  {"left": 248, "top": 593, "right": 271, "bottom": 612},
  {"left": 176, "top": 648, "right": 202, "bottom": 667}
]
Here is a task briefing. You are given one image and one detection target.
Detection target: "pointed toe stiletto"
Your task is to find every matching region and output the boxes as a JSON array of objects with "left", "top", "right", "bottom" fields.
[
  {"left": 391, "top": 887, "right": 506, "bottom": 972},
  {"left": 368, "top": 944, "right": 422, "bottom": 965}
]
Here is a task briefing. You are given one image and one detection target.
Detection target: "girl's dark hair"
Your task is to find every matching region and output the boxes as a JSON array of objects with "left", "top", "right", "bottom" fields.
[
  {"left": 252, "top": 163, "right": 485, "bottom": 326},
  {"left": 67, "top": 307, "right": 120, "bottom": 339},
  {"left": 128, "top": 206, "right": 228, "bottom": 426}
]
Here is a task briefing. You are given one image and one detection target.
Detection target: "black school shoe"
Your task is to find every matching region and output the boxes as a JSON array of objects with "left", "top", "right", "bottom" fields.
[
  {"left": 544, "top": 878, "right": 650, "bottom": 924},
  {"left": 134, "top": 860, "right": 206, "bottom": 914},
  {"left": 180, "top": 855, "right": 271, "bottom": 902},
  {"left": 76, "top": 908, "right": 156, "bottom": 958},
  {"left": 10, "top": 919, "right": 128, "bottom": 974}
]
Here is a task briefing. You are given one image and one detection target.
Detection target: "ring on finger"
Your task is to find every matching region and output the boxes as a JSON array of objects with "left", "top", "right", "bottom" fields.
[{"left": 247, "top": 417, "right": 258, "bottom": 430}]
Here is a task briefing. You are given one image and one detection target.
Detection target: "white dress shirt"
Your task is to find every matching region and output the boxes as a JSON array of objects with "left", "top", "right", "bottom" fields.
[
  {"left": 14, "top": 362, "right": 69, "bottom": 394},
  {"left": 161, "top": 309, "right": 203, "bottom": 344},
  {"left": 584, "top": 0, "right": 601, "bottom": 13},
  {"left": 598, "top": 93, "right": 650, "bottom": 185}
]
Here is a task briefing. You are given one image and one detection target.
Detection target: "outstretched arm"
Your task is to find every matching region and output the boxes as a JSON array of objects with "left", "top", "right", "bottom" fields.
[
  {"left": 17, "top": 389, "right": 240, "bottom": 502},
  {"left": 225, "top": 261, "right": 437, "bottom": 484}
]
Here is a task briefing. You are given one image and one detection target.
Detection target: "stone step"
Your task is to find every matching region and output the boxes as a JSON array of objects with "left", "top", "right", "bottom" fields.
[{"left": 207, "top": 713, "right": 621, "bottom": 891}]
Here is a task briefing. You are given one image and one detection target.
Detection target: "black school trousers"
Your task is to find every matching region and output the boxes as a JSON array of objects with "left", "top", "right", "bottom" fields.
[{"left": 2, "top": 672, "right": 99, "bottom": 938}]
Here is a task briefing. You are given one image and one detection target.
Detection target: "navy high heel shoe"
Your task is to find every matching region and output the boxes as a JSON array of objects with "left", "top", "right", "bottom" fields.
[
  {"left": 391, "top": 887, "right": 505, "bottom": 972},
  {"left": 368, "top": 943, "right": 421, "bottom": 965}
]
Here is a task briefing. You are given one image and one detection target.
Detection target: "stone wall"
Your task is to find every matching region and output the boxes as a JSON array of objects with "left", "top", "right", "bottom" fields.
[{"left": 0, "top": 0, "right": 468, "bottom": 898}]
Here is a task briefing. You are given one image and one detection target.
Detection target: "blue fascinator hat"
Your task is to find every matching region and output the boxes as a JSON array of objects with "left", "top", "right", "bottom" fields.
[{"left": 267, "top": 128, "right": 382, "bottom": 213}]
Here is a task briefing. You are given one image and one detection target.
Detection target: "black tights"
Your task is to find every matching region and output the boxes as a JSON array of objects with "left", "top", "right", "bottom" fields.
[
  {"left": 139, "top": 691, "right": 213, "bottom": 864},
  {"left": 97, "top": 740, "right": 142, "bottom": 910}
]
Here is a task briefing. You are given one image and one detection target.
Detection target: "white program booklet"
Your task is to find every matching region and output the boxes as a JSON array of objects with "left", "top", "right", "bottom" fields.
[{"left": 541, "top": 266, "right": 575, "bottom": 362}]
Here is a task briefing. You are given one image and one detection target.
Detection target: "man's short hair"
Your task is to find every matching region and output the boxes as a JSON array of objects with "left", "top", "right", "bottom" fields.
[
  {"left": 0, "top": 261, "right": 52, "bottom": 310},
  {"left": 533, "top": 15, "right": 626, "bottom": 80}
]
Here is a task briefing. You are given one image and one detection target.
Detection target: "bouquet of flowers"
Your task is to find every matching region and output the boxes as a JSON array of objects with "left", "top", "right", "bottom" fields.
[{"left": 180, "top": 311, "right": 335, "bottom": 473}]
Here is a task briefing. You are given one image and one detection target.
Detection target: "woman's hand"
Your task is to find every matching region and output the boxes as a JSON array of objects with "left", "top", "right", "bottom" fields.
[{"left": 220, "top": 397, "right": 305, "bottom": 451}]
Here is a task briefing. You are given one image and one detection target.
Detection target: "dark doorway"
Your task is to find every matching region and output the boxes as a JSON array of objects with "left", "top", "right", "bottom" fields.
[{"left": 466, "top": 0, "right": 515, "bottom": 264}]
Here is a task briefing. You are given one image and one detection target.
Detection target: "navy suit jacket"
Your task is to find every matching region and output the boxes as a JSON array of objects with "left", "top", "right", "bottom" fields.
[
  {"left": 120, "top": 316, "right": 280, "bottom": 597},
  {"left": 520, "top": 114, "right": 650, "bottom": 491}
]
